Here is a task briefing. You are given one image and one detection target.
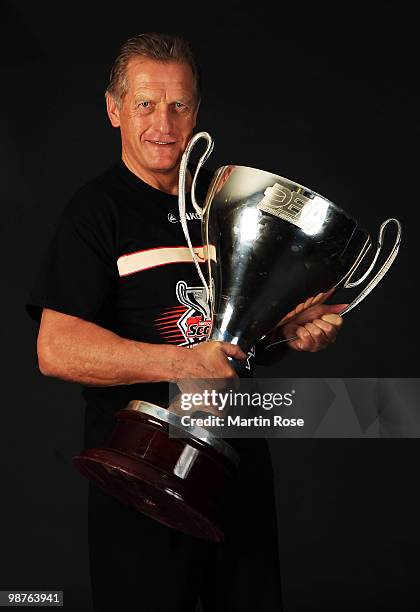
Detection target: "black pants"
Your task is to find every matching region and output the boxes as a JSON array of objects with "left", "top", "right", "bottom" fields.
[{"left": 88, "top": 445, "right": 283, "bottom": 612}]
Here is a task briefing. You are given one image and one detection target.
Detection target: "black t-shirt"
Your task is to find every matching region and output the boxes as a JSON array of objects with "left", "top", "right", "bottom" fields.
[{"left": 26, "top": 160, "right": 272, "bottom": 478}]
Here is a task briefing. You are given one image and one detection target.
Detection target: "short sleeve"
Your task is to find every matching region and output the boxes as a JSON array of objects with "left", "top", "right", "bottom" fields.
[{"left": 26, "top": 183, "right": 118, "bottom": 323}]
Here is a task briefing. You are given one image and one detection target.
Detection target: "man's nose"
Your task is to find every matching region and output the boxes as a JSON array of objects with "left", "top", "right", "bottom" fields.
[{"left": 153, "top": 105, "right": 173, "bottom": 133}]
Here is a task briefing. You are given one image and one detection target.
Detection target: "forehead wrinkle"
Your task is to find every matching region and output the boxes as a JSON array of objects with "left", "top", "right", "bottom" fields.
[
  {"left": 133, "top": 85, "right": 193, "bottom": 103},
  {"left": 134, "top": 86, "right": 165, "bottom": 99},
  {"left": 129, "top": 75, "right": 193, "bottom": 98},
  {"left": 125, "top": 57, "right": 196, "bottom": 99}
]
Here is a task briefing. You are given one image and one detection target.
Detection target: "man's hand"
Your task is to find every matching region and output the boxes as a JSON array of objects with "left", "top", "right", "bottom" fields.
[
  {"left": 281, "top": 302, "right": 347, "bottom": 352},
  {"left": 172, "top": 341, "right": 246, "bottom": 417},
  {"left": 179, "top": 340, "right": 246, "bottom": 380}
]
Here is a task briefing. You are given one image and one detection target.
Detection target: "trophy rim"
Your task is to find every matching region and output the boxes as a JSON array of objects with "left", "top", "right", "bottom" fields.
[
  {"left": 125, "top": 400, "right": 240, "bottom": 467},
  {"left": 214, "top": 163, "right": 339, "bottom": 209}
]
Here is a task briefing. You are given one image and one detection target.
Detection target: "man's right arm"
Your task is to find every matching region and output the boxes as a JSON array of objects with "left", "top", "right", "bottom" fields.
[{"left": 37, "top": 308, "right": 245, "bottom": 386}]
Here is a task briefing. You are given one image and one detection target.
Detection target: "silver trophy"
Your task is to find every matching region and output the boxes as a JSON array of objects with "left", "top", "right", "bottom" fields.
[
  {"left": 178, "top": 132, "right": 401, "bottom": 354},
  {"left": 73, "top": 132, "right": 401, "bottom": 541}
]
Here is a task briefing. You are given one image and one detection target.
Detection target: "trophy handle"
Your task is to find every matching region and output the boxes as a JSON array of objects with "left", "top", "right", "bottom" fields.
[
  {"left": 264, "top": 217, "right": 402, "bottom": 349},
  {"left": 339, "top": 217, "right": 401, "bottom": 315},
  {"left": 178, "top": 132, "right": 214, "bottom": 305}
]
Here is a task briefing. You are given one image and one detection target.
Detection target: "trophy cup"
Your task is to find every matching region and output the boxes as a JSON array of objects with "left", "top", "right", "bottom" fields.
[{"left": 73, "top": 133, "right": 401, "bottom": 541}]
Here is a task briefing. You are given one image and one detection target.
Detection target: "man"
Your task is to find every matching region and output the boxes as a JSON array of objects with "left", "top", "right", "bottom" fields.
[{"left": 27, "top": 32, "right": 345, "bottom": 611}]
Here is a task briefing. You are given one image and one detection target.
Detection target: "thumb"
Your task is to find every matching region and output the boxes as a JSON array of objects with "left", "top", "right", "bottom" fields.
[
  {"left": 320, "top": 303, "right": 348, "bottom": 316},
  {"left": 320, "top": 304, "right": 348, "bottom": 327},
  {"left": 284, "top": 302, "right": 349, "bottom": 326},
  {"left": 218, "top": 342, "right": 247, "bottom": 360},
  {"left": 304, "top": 303, "right": 348, "bottom": 320}
]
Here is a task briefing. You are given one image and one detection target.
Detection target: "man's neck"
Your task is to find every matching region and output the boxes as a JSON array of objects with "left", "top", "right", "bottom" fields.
[{"left": 121, "top": 153, "right": 191, "bottom": 195}]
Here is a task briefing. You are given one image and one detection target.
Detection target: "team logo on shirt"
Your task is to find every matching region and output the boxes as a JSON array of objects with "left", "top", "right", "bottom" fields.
[
  {"left": 176, "top": 281, "right": 212, "bottom": 345},
  {"left": 154, "top": 281, "right": 212, "bottom": 346}
]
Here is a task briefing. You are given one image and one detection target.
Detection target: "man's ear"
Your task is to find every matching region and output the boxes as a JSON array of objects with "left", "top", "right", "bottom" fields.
[{"left": 106, "top": 93, "right": 121, "bottom": 127}]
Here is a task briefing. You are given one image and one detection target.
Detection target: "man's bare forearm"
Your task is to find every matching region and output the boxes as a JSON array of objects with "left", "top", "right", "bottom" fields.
[{"left": 37, "top": 308, "right": 188, "bottom": 386}]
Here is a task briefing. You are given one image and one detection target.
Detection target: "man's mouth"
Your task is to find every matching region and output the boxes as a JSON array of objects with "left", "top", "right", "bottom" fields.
[{"left": 147, "top": 140, "right": 176, "bottom": 146}]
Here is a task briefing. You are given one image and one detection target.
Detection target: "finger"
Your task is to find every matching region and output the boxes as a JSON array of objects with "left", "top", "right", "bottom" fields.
[
  {"left": 303, "top": 295, "right": 316, "bottom": 310},
  {"left": 303, "top": 322, "right": 330, "bottom": 351},
  {"left": 321, "top": 313, "right": 343, "bottom": 328},
  {"left": 306, "top": 303, "right": 347, "bottom": 320},
  {"left": 278, "top": 307, "right": 299, "bottom": 325},
  {"left": 312, "top": 292, "right": 326, "bottom": 306},
  {"left": 294, "top": 302, "right": 306, "bottom": 315},
  {"left": 281, "top": 296, "right": 325, "bottom": 325},
  {"left": 287, "top": 336, "right": 304, "bottom": 351},
  {"left": 295, "top": 324, "right": 317, "bottom": 351},
  {"left": 283, "top": 302, "right": 348, "bottom": 327},
  {"left": 218, "top": 342, "right": 246, "bottom": 360},
  {"left": 320, "top": 303, "right": 348, "bottom": 316},
  {"left": 312, "top": 318, "right": 339, "bottom": 342},
  {"left": 285, "top": 325, "right": 307, "bottom": 350},
  {"left": 322, "top": 287, "right": 336, "bottom": 301}
]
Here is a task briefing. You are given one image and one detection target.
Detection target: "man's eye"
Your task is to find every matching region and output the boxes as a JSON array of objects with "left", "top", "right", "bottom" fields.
[
  {"left": 138, "top": 101, "right": 151, "bottom": 108},
  {"left": 175, "top": 102, "right": 186, "bottom": 110}
]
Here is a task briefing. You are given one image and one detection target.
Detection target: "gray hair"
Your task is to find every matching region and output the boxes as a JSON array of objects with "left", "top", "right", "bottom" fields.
[{"left": 106, "top": 32, "right": 201, "bottom": 107}]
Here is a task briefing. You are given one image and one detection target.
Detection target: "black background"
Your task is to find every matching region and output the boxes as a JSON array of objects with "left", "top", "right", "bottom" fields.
[{"left": 2, "top": 1, "right": 419, "bottom": 610}]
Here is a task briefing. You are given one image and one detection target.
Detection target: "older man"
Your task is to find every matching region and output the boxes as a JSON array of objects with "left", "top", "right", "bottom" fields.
[{"left": 27, "top": 32, "right": 344, "bottom": 612}]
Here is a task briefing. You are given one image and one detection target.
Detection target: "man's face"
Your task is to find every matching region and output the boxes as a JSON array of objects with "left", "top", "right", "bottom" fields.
[{"left": 107, "top": 57, "right": 199, "bottom": 178}]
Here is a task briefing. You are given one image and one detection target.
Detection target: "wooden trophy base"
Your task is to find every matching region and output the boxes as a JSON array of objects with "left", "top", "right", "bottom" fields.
[{"left": 73, "top": 401, "right": 239, "bottom": 541}]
